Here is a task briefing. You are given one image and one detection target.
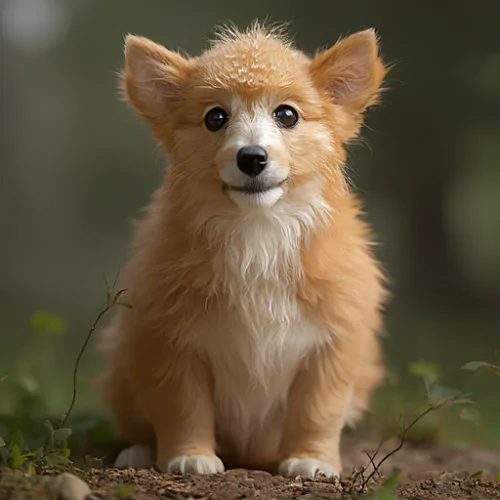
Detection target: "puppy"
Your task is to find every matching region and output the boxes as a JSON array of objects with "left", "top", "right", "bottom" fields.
[{"left": 98, "top": 23, "right": 388, "bottom": 479}]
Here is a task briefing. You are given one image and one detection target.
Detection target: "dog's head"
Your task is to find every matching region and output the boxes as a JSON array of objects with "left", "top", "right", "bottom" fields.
[{"left": 123, "top": 24, "right": 386, "bottom": 210}]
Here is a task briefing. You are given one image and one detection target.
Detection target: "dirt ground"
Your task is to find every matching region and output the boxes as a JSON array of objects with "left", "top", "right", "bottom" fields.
[{"left": 1, "top": 437, "right": 500, "bottom": 499}]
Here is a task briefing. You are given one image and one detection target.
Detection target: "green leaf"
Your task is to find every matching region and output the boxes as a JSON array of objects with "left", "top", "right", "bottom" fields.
[
  {"left": 448, "top": 394, "right": 475, "bottom": 405},
  {"left": 62, "top": 448, "right": 71, "bottom": 459},
  {"left": 117, "top": 302, "right": 133, "bottom": 309},
  {"left": 409, "top": 361, "right": 442, "bottom": 383},
  {"left": 30, "top": 311, "right": 66, "bottom": 335},
  {"left": 0, "top": 436, "right": 5, "bottom": 447},
  {"left": 33, "top": 448, "right": 45, "bottom": 463},
  {"left": 461, "top": 360, "right": 500, "bottom": 375},
  {"left": 427, "top": 383, "right": 462, "bottom": 405},
  {"left": 462, "top": 361, "right": 487, "bottom": 371},
  {"left": 44, "top": 420, "right": 55, "bottom": 450},
  {"left": 114, "top": 485, "right": 135, "bottom": 498},
  {"left": 382, "top": 469, "right": 401, "bottom": 490},
  {"left": 9, "top": 444, "right": 25, "bottom": 469},
  {"left": 27, "top": 462, "right": 37, "bottom": 477},
  {"left": 0, "top": 375, "right": 8, "bottom": 383},
  {"left": 366, "top": 470, "right": 401, "bottom": 499},
  {"left": 53, "top": 428, "right": 72, "bottom": 449},
  {"left": 46, "top": 452, "right": 69, "bottom": 466},
  {"left": 371, "top": 490, "right": 399, "bottom": 500},
  {"left": 8, "top": 430, "right": 23, "bottom": 451},
  {"left": 471, "top": 470, "right": 483, "bottom": 478}
]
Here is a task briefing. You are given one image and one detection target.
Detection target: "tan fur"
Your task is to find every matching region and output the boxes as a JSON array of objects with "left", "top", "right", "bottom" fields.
[{"left": 99, "top": 23, "right": 388, "bottom": 477}]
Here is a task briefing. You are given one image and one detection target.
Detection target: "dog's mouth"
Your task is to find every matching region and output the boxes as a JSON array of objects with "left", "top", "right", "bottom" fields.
[{"left": 222, "top": 178, "right": 287, "bottom": 195}]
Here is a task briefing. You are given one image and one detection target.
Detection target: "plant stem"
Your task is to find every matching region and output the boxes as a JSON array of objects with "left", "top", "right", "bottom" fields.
[
  {"left": 61, "top": 304, "right": 112, "bottom": 426},
  {"left": 361, "top": 395, "right": 467, "bottom": 489}
]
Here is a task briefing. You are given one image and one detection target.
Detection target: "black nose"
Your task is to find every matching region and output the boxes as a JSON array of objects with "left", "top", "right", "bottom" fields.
[{"left": 236, "top": 145, "right": 268, "bottom": 177}]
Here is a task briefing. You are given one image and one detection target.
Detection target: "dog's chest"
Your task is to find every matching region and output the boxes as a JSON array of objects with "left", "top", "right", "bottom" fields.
[{"left": 189, "top": 213, "right": 330, "bottom": 454}]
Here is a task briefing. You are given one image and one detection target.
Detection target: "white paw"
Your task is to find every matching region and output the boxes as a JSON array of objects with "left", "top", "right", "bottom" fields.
[
  {"left": 278, "top": 457, "right": 339, "bottom": 479},
  {"left": 164, "top": 454, "right": 225, "bottom": 475},
  {"left": 114, "top": 445, "right": 155, "bottom": 469}
]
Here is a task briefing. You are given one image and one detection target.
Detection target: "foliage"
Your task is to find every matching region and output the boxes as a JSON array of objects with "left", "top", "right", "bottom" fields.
[
  {"left": 374, "top": 360, "right": 481, "bottom": 447},
  {"left": 114, "top": 484, "right": 136, "bottom": 497},
  {"left": 350, "top": 360, "right": 477, "bottom": 496},
  {"left": 0, "top": 270, "right": 496, "bottom": 493},
  {"left": 409, "top": 360, "right": 475, "bottom": 405},
  {"left": 30, "top": 312, "right": 67, "bottom": 335},
  {"left": 462, "top": 352, "right": 500, "bottom": 377},
  {"left": 0, "top": 423, "right": 71, "bottom": 474},
  {"left": 363, "top": 470, "right": 401, "bottom": 499},
  {"left": 0, "top": 274, "right": 130, "bottom": 476}
]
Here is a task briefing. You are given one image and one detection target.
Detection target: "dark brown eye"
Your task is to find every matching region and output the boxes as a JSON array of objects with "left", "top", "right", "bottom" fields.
[
  {"left": 273, "top": 105, "right": 299, "bottom": 128},
  {"left": 205, "top": 107, "right": 228, "bottom": 132}
]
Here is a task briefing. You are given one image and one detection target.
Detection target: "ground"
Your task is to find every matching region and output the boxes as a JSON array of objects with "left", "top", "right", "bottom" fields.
[{"left": 1, "top": 436, "right": 500, "bottom": 499}]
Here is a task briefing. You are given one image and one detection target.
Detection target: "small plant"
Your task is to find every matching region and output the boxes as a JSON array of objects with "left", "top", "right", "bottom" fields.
[
  {"left": 0, "top": 423, "right": 72, "bottom": 475},
  {"left": 62, "top": 273, "right": 131, "bottom": 426},
  {"left": 359, "top": 392, "right": 473, "bottom": 491},
  {"left": 347, "top": 361, "right": 475, "bottom": 495},
  {"left": 462, "top": 352, "right": 500, "bottom": 377},
  {"left": 0, "top": 272, "right": 130, "bottom": 476},
  {"left": 373, "top": 361, "right": 479, "bottom": 448}
]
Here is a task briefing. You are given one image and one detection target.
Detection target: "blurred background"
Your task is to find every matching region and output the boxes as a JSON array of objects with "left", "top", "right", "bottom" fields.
[{"left": 1, "top": 0, "right": 499, "bottom": 450}]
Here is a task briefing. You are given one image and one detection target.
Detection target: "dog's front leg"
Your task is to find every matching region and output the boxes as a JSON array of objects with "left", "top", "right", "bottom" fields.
[
  {"left": 279, "top": 341, "right": 356, "bottom": 479},
  {"left": 135, "top": 345, "right": 224, "bottom": 475}
]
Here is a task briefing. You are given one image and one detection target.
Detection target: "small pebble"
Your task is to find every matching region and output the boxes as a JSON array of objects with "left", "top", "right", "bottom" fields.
[{"left": 50, "top": 472, "right": 91, "bottom": 500}]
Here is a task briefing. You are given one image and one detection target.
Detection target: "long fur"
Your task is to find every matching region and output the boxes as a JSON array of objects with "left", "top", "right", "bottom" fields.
[{"left": 98, "top": 23, "right": 388, "bottom": 478}]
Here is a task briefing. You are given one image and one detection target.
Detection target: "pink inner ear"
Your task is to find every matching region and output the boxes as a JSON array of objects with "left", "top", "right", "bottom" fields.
[
  {"left": 330, "top": 66, "right": 371, "bottom": 105},
  {"left": 129, "top": 59, "right": 159, "bottom": 99},
  {"left": 133, "top": 59, "right": 177, "bottom": 102}
]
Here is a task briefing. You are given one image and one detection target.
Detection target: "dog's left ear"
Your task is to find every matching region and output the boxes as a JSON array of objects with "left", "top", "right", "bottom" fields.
[{"left": 310, "top": 29, "right": 386, "bottom": 115}]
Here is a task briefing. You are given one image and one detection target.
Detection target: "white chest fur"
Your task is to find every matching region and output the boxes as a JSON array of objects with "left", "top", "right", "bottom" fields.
[
  {"left": 194, "top": 308, "right": 329, "bottom": 457},
  {"left": 189, "top": 188, "right": 331, "bottom": 456}
]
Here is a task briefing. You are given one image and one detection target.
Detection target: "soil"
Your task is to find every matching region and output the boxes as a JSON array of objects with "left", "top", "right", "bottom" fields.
[{"left": 1, "top": 437, "right": 499, "bottom": 500}]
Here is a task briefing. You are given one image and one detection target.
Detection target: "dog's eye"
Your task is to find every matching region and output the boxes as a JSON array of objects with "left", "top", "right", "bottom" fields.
[
  {"left": 273, "top": 105, "right": 299, "bottom": 129},
  {"left": 205, "top": 107, "right": 229, "bottom": 132}
]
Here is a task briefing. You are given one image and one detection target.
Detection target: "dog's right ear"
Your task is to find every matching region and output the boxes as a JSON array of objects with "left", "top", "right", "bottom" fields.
[{"left": 122, "top": 35, "right": 192, "bottom": 126}]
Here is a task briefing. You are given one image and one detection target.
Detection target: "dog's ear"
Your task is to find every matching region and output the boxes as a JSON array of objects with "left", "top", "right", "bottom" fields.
[
  {"left": 122, "top": 35, "right": 192, "bottom": 126},
  {"left": 310, "top": 29, "right": 386, "bottom": 115}
]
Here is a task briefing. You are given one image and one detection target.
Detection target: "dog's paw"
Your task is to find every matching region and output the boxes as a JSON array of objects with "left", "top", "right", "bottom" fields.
[
  {"left": 163, "top": 455, "right": 225, "bottom": 475},
  {"left": 114, "top": 445, "right": 155, "bottom": 469},
  {"left": 278, "top": 457, "right": 339, "bottom": 479}
]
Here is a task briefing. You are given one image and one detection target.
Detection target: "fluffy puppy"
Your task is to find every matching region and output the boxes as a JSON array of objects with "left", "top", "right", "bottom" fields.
[{"left": 98, "top": 23, "right": 388, "bottom": 479}]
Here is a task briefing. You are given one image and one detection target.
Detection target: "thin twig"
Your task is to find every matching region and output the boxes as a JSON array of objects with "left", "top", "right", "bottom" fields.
[
  {"left": 364, "top": 451, "right": 382, "bottom": 479},
  {"left": 62, "top": 306, "right": 111, "bottom": 426},
  {"left": 371, "top": 435, "right": 388, "bottom": 462},
  {"left": 61, "top": 287, "right": 127, "bottom": 426},
  {"left": 360, "top": 395, "right": 469, "bottom": 489}
]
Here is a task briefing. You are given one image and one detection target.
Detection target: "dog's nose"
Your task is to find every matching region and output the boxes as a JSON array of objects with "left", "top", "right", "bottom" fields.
[{"left": 236, "top": 146, "right": 268, "bottom": 177}]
